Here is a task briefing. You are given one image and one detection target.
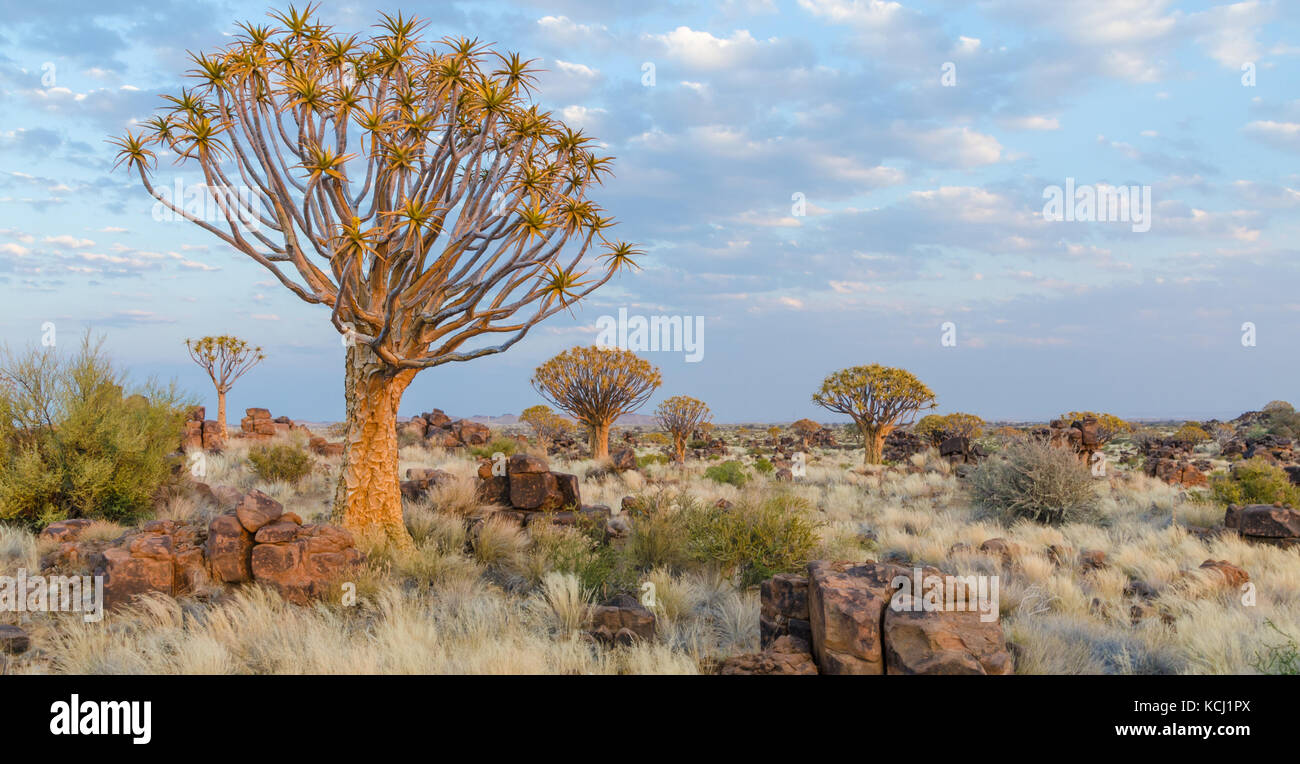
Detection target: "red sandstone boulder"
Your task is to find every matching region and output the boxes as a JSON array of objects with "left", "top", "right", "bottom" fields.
[
  {"left": 235, "top": 490, "right": 283, "bottom": 533},
  {"left": 207, "top": 514, "right": 254, "bottom": 583}
]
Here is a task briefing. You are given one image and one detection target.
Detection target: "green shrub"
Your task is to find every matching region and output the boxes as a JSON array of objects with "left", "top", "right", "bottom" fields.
[
  {"left": 0, "top": 334, "right": 189, "bottom": 528},
  {"left": 247, "top": 443, "right": 314, "bottom": 484},
  {"left": 469, "top": 437, "right": 517, "bottom": 459},
  {"left": 684, "top": 494, "right": 820, "bottom": 588},
  {"left": 1210, "top": 458, "right": 1300, "bottom": 506},
  {"left": 754, "top": 457, "right": 774, "bottom": 474},
  {"left": 624, "top": 493, "right": 695, "bottom": 572},
  {"left": 970, "top": 438, "right": 1099, "bottom": 525},
  {"left": 637, "top": 453, "right": 670, "bottom": 468},
  {"left": 704, "top": 460, "right": 749, "bottom": 487}
]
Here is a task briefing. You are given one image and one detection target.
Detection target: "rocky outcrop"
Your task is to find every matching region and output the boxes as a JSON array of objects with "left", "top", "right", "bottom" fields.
[
  {"left": 37, "top": 490, "right": 361, "bottom": 610},
  {"left": 400, "top": 467, "right": 456, "bottom": 501},
  {"left": 402, "top": 409, "right": 492, "bottom": 449},
  {"left": 760, "top": 573, "right": 811, "bottom": 649},
  {"left": 767, "top": 559, "right": 1015, "bottom": 676},
  {"left": 1225, "top": 503, "right": 1300, "bottom": 548},
  {"left": 237, "top": 408, "right": 310, "bottom": 441},
  {"left": 96, "top": 520, "right": 210, "bottom": 609},
  {"left": 181, "top": 406, "right": 226, "bottom": 452},
  {"left": 477, "top": 453, "right": 582, "bottom": 515},
  {"left": 308, "top": 436, "right": 344, "bottom": 458},
  {"left": 586, "top": 593, "right": 656, "bottom": 645}
]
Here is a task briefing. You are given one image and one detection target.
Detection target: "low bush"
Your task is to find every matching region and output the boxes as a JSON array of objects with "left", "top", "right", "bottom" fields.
[
  {"left": 637, "top": 453, "right": 670, "bottom": 468},
  {"left": 684, "top": 494, "right": 820, "bottom": 588},
  {"left": 969, "top": 438, "right": 1099, "bottom": 525},
  {"left": 1210, "top": 458, "right": 1300, "bottom": 507},
  {"left": 470, "top": 437, "right": 518, "bottom": 459},
  {"left": 247, "top": 443, "right": 314, "bottom": 485},
  {"left": 704, "top": 459, "right": 748, "bottom": 487}
]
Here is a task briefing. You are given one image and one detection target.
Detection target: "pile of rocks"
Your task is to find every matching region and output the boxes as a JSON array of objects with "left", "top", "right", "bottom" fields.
[
  {"left": 477, "top": 453, "right": 600, "bottom": 526},
  {"left": 1040, "top": 416, "right": 1103, "bottom": 462},
  {"left": 723, "top": 559, "right": 1014, "bottom": 675},
  {"left": 308, "top": 435, "right": 344, "bottom": 458},
  {"left": 1225, "top": 503, "right": 1300, "bottom": 549},
  {"left": 400, "top": 409, "right": 492, "bottom": 448},
  {"left": 38, "top": 490, "right": 362, "bottom": 609},
  {"left": 883, "top": 430, "right": 927, "bottom": 463},
  {"left": 400, "top": 467, "right": 455, "bottom": 501},
  {"left": 181, "top": 406, "right": 225, "bottom": 452},
  {"left": 939, "top": 435, "right": 986, "bottom": 464},
  {"left": 1147, "top": 454, "right": 1209, "bottom": 486},
  {"left": 239, "top": 408, "right": 308, "bottom": 441},
  {"left": 584, "top": 593, "right": 656, "bottom": 646}
]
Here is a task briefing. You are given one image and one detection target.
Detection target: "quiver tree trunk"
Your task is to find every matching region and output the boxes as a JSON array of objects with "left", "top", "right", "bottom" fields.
[
  {"left": 861, "top": 423, "right": 894, "bottom": 466},
  {"left": 673, "top": 435, "right": 687, "bottom": 463},
  {"left": 589, "top": 420, "right": 612, "bottom": 461},
  {"left": 217, "top": 389, "right": 228, "bottom": 439},
  {"left": 332, "top": 344, "right": 415, "bottom": 550}
]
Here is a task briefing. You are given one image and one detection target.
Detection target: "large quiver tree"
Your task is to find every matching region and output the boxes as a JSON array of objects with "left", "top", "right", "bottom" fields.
[
  {"left": 531, "top": 346, "right": 660, "bottom": 460},
  {"left": 112, "top": 7, "right": 640, "bottom": 547},
  {"left": 812, "top": 364, "right": 936, "bottom": 465}
]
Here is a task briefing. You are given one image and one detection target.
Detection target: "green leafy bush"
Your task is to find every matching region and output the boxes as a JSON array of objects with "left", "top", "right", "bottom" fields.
[
  {"left": 469, "top": 437, "right": 518, "bottom": 459},
  {"left": 704, "top": 459, "right": 749, "bottom": 487},
  {"left": 754, "top": 457, "right": 775, "bottom": 474},
  {"left": 0, "top": 334, "right": 189, "bottom": 528},
  {"left": 247, "top": 443, "right": 314, "bottom": 484},
  {"left": 637, "top": 453, "right": 670, "bottom": 468},
  {"left": 685, "top": 494, "right": 820, "bottom": 587},
  {"left": 970, "top": 438, "right": 1099, "bottom": 525},
  {"left": 1210, "top": 458, "right": 1300, "bottom": 506}
]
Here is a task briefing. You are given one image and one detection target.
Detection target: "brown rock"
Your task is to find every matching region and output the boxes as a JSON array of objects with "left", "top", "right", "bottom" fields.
[
  {"left": 979, "top": 538, "right": 1016, "bottom": 567},
  {"left": 477, "top": 475, "right": 511, "bottom": 506},
  {"left": 99, "top": 546, "right": 174, "bottom": 609},
  {"left": 883, "top": 605, "right": 1013, "bottom": 675},
  {"left": 235, "top": 490, "right": 284, "bottom": 533},
  {"left": 1235, "top": 505, "right": 1300, "bottom": 538},
  {"left": 39, "top": 518, "right": 93, "bottom": 543},
  {"left": 207, "top": 514, "right": 254, "bottom": 583},
  {"left": 508, "top": 453, "right": 549, "bottom": 474},
  {"left": 610, "top": 447, "right": 637, "bottom": 472},
  {"left": 589, "top": 593, "right": 656, "bottom": 642},
  {"left": 806, "top": 560, "right": 910, "bottom": 674},
  {"left": 255, "top": 521, "right": 302, "bottom": 544},
  {"left": 509, "top": 471, "right": 562, "bottom": 511},
  {"left": 1199, "top": 559, "right": 1250, "bottom": 589}
]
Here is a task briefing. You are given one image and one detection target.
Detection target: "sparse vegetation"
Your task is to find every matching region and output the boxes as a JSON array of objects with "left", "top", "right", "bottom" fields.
[
  {"left": 247, "top": 443, "right": 314, "bottom": 485},
  {"left": 970, "top": 438, "right": 1099, "bottom": 525}
]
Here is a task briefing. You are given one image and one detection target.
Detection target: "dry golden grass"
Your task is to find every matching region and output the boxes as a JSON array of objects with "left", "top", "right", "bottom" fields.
[{"left": 3, "top": 431, "right": 1298, "bottom": 675}]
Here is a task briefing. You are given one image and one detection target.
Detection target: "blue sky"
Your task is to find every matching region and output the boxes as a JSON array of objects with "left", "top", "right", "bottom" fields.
[{"left": 2, "top": 0, "right": 1299, "bottom": 423}]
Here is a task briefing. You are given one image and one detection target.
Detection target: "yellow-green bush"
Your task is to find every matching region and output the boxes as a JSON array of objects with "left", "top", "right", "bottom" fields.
[
  {"left": 247, "top": 442, "right": 314, "bottom": 485},
  {"left": 0, "top": 335, "right": 188, "bottom": 528},
  {"left": 684, "top": 494, "right": 820, "bottom": 587},
  {"left": 1210, "top": 458, "right": 1300, "bottom": 507}
]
